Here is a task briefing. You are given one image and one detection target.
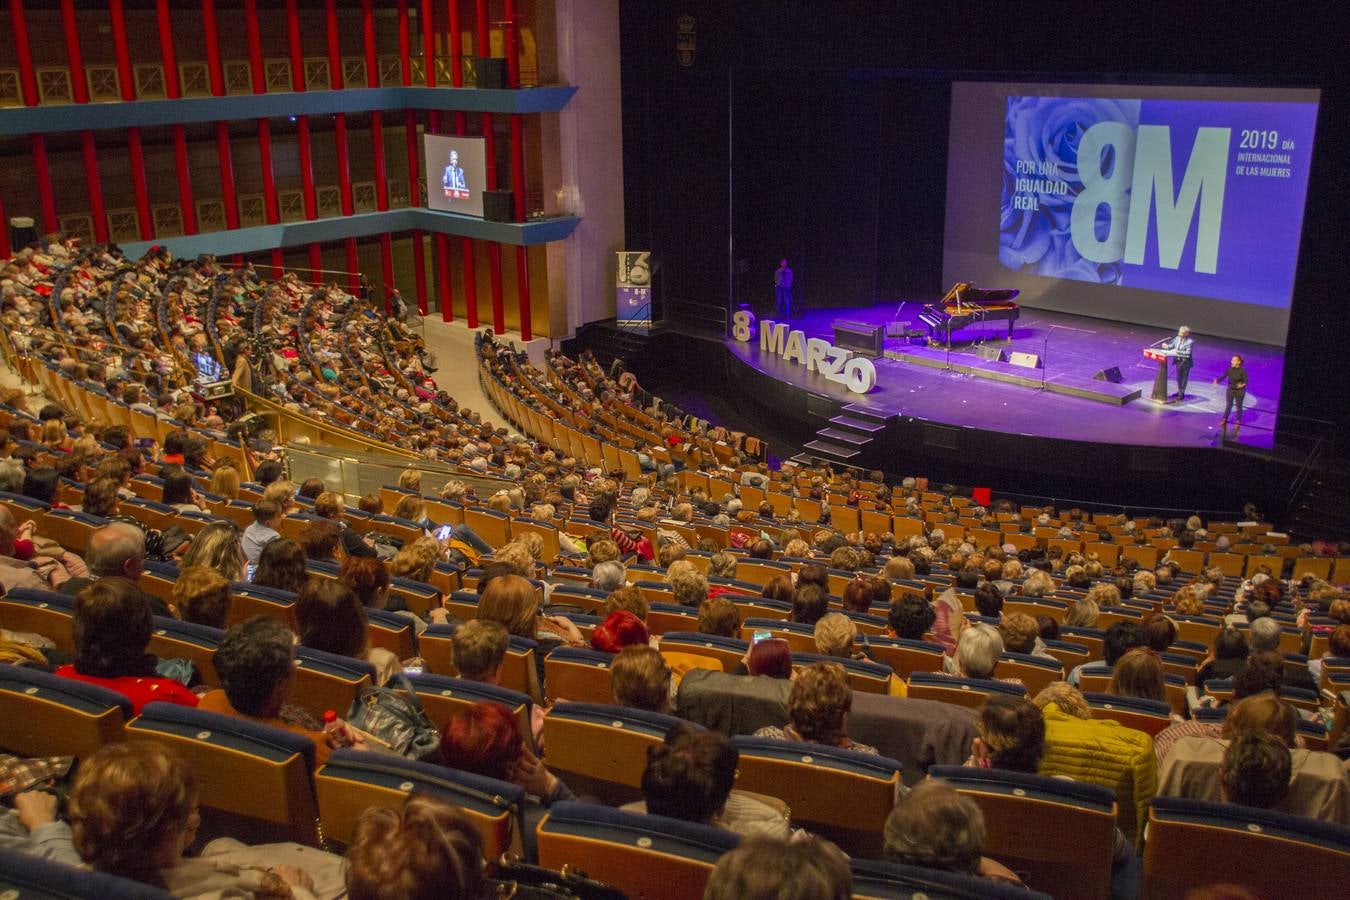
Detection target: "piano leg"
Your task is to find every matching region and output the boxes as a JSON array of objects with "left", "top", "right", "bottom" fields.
[{"left": 1007, "top": 320, "right": 1014, "bottom": 339}]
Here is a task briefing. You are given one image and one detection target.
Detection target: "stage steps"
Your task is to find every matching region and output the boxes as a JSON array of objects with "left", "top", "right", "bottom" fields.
[
  {"left": 794, "top": 404, "right": 894, "bottom": 466},
  {"left": 801, "top": 439, "right": 861, "bottom": 461}
]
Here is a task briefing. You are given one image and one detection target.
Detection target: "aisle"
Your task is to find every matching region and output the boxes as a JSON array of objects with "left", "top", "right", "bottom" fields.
[{"left": 417, "top": 316, "right": 522, "bottom": 437}]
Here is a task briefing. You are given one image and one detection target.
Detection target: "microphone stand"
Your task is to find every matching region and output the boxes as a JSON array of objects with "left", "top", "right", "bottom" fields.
[{"left": 1038, "top": 324, "right": 1061, "bottom": 392}]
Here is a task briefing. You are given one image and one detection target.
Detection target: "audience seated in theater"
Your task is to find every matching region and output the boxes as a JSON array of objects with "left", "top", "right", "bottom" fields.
[
  {"left": 439, "top": 701, "right": 573, "bottom": 862},
  {"left": 1197, "top": 627, "right": 1250, "bottom": 693},
  {"left": 314, "top": 491, "right": 377, "bottom": 559},
  {"left": 882, "top": 780, "right": 1024, "bottom": 887},
  {"left": 887, "top": 593, "right": 936, "bottom": 640},
  {"left": 790, "top": 583, "right": 829, "bottom": 626},
  {"left": 943, "top": 623, "right": 1022, "bottom": 687},
  {"left": 753, "top": 662, "right": 878, "bottom": 754},
  {"left": 476, "top": 573, "right": 583, "bottom": 694},
  {"left": 241, "top": 499, "right": 283, "bottom": 567},
  {"left": 601, "top": 584, "right": 648, "bottom": 621},
  {"left": 1107, "top": 647, "right": 1172, "bottom": 708},
  {"left": 965, "top": 694, "right": 1045, "bottom": 772},
  {"left": 1032, "top": 682, "right": 1156, "bottom": 845},
  {"left": 200, "top": 616, "right": 365, "bottom": 764},
  {"left": 625, "top": 722, "right": 790, "bottom": 840},
  {"left": 0, "top": 506, "right": 83, "bottom": 593},
  {"left": 589, "top": 559, "right": 626, "bottom": 593},
  {"left": 343, "top": 795, "right": 485, "bottom": 900},
  {"left": 171, "top": 565, "right": 231, "bottom": 630},
  {"left": 590, "top": 610, "right": 650, "bottom": 654},
  {"left": 299, "top": 519, "right": 342, "bottom": 564},
  {"left": 296, "top": 578, "right": 400, "bottom": 686},
  {"left": 1067, "top": 620, "right": 1146, "bottom": 687},
  {"left": 704, "top": 834, "right": 852, "bottom": 900},
  {"left": 55, "top": 742, "right": 343, "bottom": 897},
  {"left": 1158, "top": 691, "right": 1350, "bottom": 825},
  {"left": 180, "top": 521, "right": 247, "bottom": 583},
  {"left": 698, "top": 597, "right": 740, "bottom": 638},
  {"left": 55, "top": 581, "right": 198, "bottom": 714},
  {"left": 610, "top": 644, "right": 674, "bottom": 713},
  {"left": 252, "top": 538, "right": 310, "bottom": 594},
  {"left": 1220, "top": 732, "right": 1293, "bottom": 810},
  {"left": 55, "top": 522, "right": 169, "bottom": 615}
]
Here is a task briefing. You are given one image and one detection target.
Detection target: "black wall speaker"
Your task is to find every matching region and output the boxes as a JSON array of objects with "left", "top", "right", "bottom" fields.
[
  {"left": 975, "top": 345, "right": 1006, "bottom": 362},
  {"left": 483, "top": 189, "right": 515, "bottom": 222},
  {"left": 474, "top": 57, "right": 508, "bottom": 89},
  {"left": 1094, "top": 366, "right": 1124, "bottom": 383}
]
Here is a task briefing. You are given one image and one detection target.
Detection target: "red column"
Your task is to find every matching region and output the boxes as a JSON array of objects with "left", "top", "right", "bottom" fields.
[
  {"left": 9, "top": 0, "right": 38, "bottom": 108},
  {"left": 422, "top": 0, "right": 437, "bottom": 87},
  {"left": 13, "top": 1, "right": 55, "bottom": 233},
  {"left": 201, "top": 1, "right": 239, "bottom": 237},
  {"left": 285, "top": 0, "right": 321, "bottom": 279},
  {"left": 244, "top": 0, "right": 282, "bottom": 273},
  {"left": 475, "top": 0, "right": 504, "bottom": 333},
  {"left": 110, "top": 0, "right": 154, "bottom": 240},
  {"left": 404, "top": 0, "right": 431, "bottom": 317},
  {"left": 368, "top": 0, "right": 393, "bottom": 309},
  {"left": 449, "top": 0, "right": 476, "bottom": 328},
  {"left": 504, "top": 0, "right": 530, "bottom": 340},
  {"left": 61, "top": 0, "right": 109, "bottom": 242},
  {"left": 324, "top": 0, "right": 359, "bottom": 290},
  {"left": 156, "top": 0, "right": 197, "bottom": 234}
]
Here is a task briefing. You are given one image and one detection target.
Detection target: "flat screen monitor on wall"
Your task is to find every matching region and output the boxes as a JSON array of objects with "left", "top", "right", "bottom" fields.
[
  {"left": 943, "top": 81, "right": 1321, "bottom": 345},
  {"left": 424, "top": 134, "right": 488, "bottom": 219}
]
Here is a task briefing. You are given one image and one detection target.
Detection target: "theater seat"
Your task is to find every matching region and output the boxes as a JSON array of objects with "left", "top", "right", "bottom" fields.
[
  {"left": 405, "top": 673, "right": 534, "bottom": 747},
  {"left": 1084, "top": 692, "right": 1174, "bottom": 736},
  {"left": 850, "top": 856, "right": 1053, "bottom": 900},
  {"left": 659, "top": 632, "right": 749, "bottom": 672},
  {"left": 731, "top": 735, "right": 903, "bottom": 857},
  {"left": 291, "top": 646, "right": 376, "bottom": 720},
  {"left": 861, "top": 636, "right": 948, "bottom": 679},
  {"left": 0, "top": 664, "right": 131, "bottom": 758},
  {"left": 0, "top": 846, "right": 172, "bottom": 900},
  {"left": 0, "top": 587, "right": 76, "bottom": 652},
  {"left": 905, "top": 672, "right": 1026, "bottom": 710},
  {"left": 315, "top": 748, "right": 525, "bottom": 856},
  {"left": 365, "top": 607, "right": 417, "bottom": 660},
  {"left": 1142, "top": 796, "right": 1350, "bottom": 900},
  {"left": 535, "top": 801, "right": 738, "bottom": 900},
  {"left": 928, "top": 766, "right": 1117, "bottom": 899},
  {"left": 228, "top": 583, "right": 298, "bottom": 628},
  {"left": 541, "top": 702, "right": 688, "bottom": 805},
  {"left": 995, "top": 651, "right": 1064, "bottom": 697},
  {"left": 792, "top": 651, "right": 896, "bottom": 695},
  {"left": 127, "top": 702, "right": 320, "bottom": 846},
  {"left": 543, "top": 646, "right": 615, "bottom": 705},
  {"left": 148, "top": 616, "right": 224, "bottom": 687}
]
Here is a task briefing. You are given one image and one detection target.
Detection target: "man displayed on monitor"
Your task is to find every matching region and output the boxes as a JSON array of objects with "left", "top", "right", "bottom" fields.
[{"left": 442, "top": 149, "right": 469, "bottom": 200}]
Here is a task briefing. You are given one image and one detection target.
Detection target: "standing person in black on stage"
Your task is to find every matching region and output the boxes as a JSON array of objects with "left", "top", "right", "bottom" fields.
[
  {"left": 774, "top": 259, "right": 794, "bottom": 319},
  {"left": 1214, "top": 354, "right": 1249, "bottom": 436},
  {"left": 1161, "top": 325, "right": 1194, "bottom": 402}
]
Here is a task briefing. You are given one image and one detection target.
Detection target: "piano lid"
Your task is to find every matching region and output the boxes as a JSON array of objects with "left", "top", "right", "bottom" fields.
[{"left": 941, "top": 282, "right": 1021, "bottom": 305}]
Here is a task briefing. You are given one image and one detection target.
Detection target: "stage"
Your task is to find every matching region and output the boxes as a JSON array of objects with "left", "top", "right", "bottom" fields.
[{"left": 729, "top": 303, "right": 1284, "bottom": 450}]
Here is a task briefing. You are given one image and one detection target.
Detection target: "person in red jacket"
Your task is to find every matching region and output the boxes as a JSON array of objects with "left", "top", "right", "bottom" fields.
[{"left": 56, "top": 580, "right": 198, "bottom": 715}]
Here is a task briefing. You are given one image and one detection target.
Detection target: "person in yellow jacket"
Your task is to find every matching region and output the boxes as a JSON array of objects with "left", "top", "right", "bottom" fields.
[{"left": 1033, "top": 683, "right": 1158, "bottom": 850}]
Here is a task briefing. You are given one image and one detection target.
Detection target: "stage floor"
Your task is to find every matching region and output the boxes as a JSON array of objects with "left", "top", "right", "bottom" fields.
[{"left": 729, "top": 304, "right": 1283, "bottom": 449}]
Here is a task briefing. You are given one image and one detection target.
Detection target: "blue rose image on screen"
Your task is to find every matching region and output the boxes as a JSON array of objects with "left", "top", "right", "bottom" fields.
[{"left": 1001, "top": 96, "right": 1141, "bottom": 284}]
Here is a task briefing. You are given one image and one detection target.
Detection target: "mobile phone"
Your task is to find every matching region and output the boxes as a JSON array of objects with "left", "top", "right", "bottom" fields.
[
  {"left": 245, "top": 563, "right": 257, "bottom": 582},
  {"left": 402, "top": 665, "right": 424, "bottom": 676},
  {"left": 434, "top": 525, "right": 454, "bottom": 541},
  {"left": 752, "top": 629, "right": 773, "bottom": 644},
  {"left": 136, "top": 437, "right": 155, "bottom": 449}
]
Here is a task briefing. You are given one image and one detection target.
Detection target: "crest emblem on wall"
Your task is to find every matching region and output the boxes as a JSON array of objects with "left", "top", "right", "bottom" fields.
[{"left": 676, "top": 15, "right": 696, "bottom": 67}]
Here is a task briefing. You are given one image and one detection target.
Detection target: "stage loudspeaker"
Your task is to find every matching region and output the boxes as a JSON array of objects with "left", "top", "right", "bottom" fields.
[
  {"left": 1094, "top": 366, "right": 1124, "bottom": 383},
  {"left": 975, "top": 345, "right": 1005, "bottom": 362},
  {"left": 1008, "top": 351, "right": 1042, "bottom": 369},
  {"left": 474, "top": 57, "right": 508, "bottom": 89},
  {"left": 483, "top": 189, "right": 515, "bottom": 222}
]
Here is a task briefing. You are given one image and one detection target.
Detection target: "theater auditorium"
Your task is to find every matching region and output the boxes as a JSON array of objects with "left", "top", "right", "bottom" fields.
[{"left": 0, "top": 2, "right": 1348, "bottom": 898}]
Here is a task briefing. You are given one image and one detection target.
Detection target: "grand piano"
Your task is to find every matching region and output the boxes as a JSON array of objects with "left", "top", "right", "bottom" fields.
[{"left": 917, "top": 282, "right": 1021, "bottom": 345}]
